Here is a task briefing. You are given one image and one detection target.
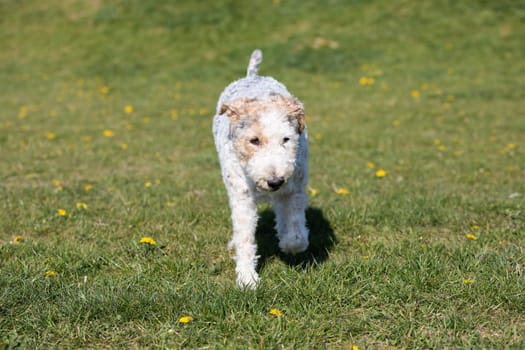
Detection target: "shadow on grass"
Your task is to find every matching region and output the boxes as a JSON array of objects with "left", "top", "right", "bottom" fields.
[{"left": 255, "top": 207, "right": 336, "bottom": 271}]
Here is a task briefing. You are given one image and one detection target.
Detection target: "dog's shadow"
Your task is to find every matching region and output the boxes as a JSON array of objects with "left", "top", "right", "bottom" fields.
[{"left": 255, "top": 207, "right": 336, "bottom": 270}]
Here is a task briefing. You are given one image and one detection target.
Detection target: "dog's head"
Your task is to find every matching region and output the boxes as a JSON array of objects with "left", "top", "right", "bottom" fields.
[{"left": 220, "top": 95, "right": 305, "bottom": 192}]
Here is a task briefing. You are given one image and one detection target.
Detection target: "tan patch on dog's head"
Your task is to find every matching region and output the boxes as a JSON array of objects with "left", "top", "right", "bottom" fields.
[{"left": 220, "top": 95, "right": 305, "bottom": 133}]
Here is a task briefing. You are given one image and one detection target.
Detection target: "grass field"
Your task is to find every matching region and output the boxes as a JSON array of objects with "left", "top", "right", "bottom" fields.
[{"left": 1, "top": 0, "right": 524, "bottom": 348}]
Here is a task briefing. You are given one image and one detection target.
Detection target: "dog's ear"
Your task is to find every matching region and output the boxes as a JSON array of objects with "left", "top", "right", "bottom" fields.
[
  {"left": 220, "top": 98, "right": 251, "bottom": 123},
  {"left": 284, "top": 97, "right": 306, "bottom": 134}
]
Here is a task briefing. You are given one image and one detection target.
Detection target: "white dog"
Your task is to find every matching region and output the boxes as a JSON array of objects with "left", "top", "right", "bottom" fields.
[{"left": 213, "top": 49, "right": 309, "bottom": 288}]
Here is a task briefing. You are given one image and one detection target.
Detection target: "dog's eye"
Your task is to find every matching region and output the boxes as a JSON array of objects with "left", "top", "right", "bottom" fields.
[
  {"left": 249, "top": 137, "right": 260, "bottom": 146},
  {"left": 282, "top": 137, "right": 290, "bottom": 144}
]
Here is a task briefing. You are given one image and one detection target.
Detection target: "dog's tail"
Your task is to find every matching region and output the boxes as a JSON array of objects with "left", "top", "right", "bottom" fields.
[{"left": 246, "top": 49, "right": 263, "bottom": 77}]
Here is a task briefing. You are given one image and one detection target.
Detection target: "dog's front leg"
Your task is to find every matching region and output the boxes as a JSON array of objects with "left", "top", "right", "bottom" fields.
[
  {"left": 273, "top": 191, "right": 309, "bottom": 254},
  {"left": 227, "top": 190, "right": 260, "bottom": 289}
]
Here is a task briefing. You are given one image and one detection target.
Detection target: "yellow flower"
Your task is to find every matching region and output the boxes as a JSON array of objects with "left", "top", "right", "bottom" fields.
[
  {"left": 121, "top": 143, "right": 128, "bottom": 150},
  {"left": 337, "top": 188, "right": 349, "bottom": 195},
  {"left": 84, "top": 184, "right": 93, "bottom": 192},
  {"left": 140, "top": 236, "right": 156, "bottom": 246},
  {"left": 76, "top": 202, "right": 88, "bottom": 209},
  {"left": 269, "top": 308, "right": 283, "bottom": 317},
  {"left": 12, "top": 235, "right": 24, "bottom": 244},
  {"left": 411, "top": 90, "right": 421, "bottom": 98},
  {"left": 362, "top": 255, "right": 369, "bottom": 260},
  {"left": 45, "top": 270, "right": 57, "bottom": 277},
  {"left": 166, "top": 201, "right": 175, "bottom": 207},
  {"left": 438, "top": 144, "right": 446, "bottom": 152},
  {"left": 309, "top": 187, "right": 318, "bottom": 197},
  {"left": 352, "top": 346, "right": 360, "bottom": 350},
  {"left": 124, "top": 105, "right": 134, "bottom": 114},
  {"left": 45, "top": 132, "right": 56, "bottom": 140},
  {"left": 463, "top": 278, "right": 474, "bottom": 284},
  {"left": 392, "top": 119, "right": 401, "bottom": 126},
  {"left": 103, "top": 129, "right": 115, "bottom": 138},
  {"left": 466, "top": 233, "right": 478, "bottom": 240},
  {"left": 359, "top": 77, "right": 374, "bottom": 85},
  {"left": 100, "top": 86, "right": 109, "bottom": 94},
  {"left": 375, "top": 169, "right": 387, "bottom": 178},
  {"left": 57, "top": 208, "right": 67, "bottom": 217},
  {"left": 507, "top": 143, "right": 516, "bottom": 151},
  {"left": 471, "top": 225, "right": 479, "bottom": 230},
  {"left": 367, "top": 161, "right": 375, "bottom": 169},
  {"left": 144, "top": 181, "right": 152, "bottom": 188},
  {"left": 19, "top": 106, "right": 28, "bottom": 119},
  {"left": 178, "top": 316, "right": 193, "bottom": 323}
]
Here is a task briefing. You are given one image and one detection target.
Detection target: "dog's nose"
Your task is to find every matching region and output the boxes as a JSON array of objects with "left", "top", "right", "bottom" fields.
[{"left": 267, "top": 177, "right": 285, "bottom": 190}]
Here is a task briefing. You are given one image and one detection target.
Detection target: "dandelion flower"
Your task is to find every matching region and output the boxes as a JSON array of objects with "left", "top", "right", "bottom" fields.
[
  {"left": 352, "top": 346, "right": 360, "bottom": 350},
  {"left": 100, "top": 86, "right": 109, "bottom": 94},
  {"left": 375, "top": 169, "right": 387, "bottom": 178},
  {"left": 12, "top": 235, "right": 24, "bottom": 245},
  {"left": 46, "top": 132, "right": 56, "bottom": 140},
  {"left": 466, "top": 233, "right": 478, "bottom": 240},
  {"left": 144, "top": 181, "right": 152, "bottom": 188},
  {"left": 367, "top": 161, "right": 375, "bottom": 169},
  {"left": 84, "top": 184, "right": 93, "bottom": 192},
  {"left": 19, "top": 106, "right": 28, "bottom": 119},
  {"left": 140, "top": 236, "right": 156, "bottom": 246},
  {"left": 45, "top": 270, "right": 57, "bottom": 277},
  {"left": 411, "top": 90, "right": 421, "bottom": 98},
  {"left": 359, "top": 77, "right": 374, "bottom": 85},
  {"left": 507, "top": 143, "right": 516, "bottom": 151},
  {"left": 337, "top": 188, "right": 349, "bottom": 195},
  {"left": 124, "top": 105, "right": 134, "bottom": 114},
  {"left": 76, "top": 202, "right": 88, "bottom": 209},
  {"left": 178, "top": 316, "right": 193, "bottom": 323},
  {"left": 269, "top": 308, "right": 283, "bottom": 317},
  {"left": 309, "top": 187, "right": 318, "bottom": 197},
  {"left": 57, "top": 208, "right": 67, "bottom": 217},
  {"left": 463, "top": 278, "right": 474, "bottom": 284},
  {"left": 121, "top": 143, "right": 128, "bottom": 150},
  {"left": 471, "top": 225, "right": 479, "bottom": 230},
  {"left": 103, "top": 129, "right": 114, "bottom": 138}
]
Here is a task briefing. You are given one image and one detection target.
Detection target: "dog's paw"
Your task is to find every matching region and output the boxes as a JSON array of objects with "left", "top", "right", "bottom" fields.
[
  {"left": 278, "top": 234, "right": 309, "bottom": 254},
  {"left": 236, "top": 269, "right": 259, "bottom": 289}
]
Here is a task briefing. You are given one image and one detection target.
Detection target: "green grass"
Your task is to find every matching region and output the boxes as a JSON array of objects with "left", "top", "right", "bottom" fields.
[{"left": 1, "top": 0, "right": 524, "bottom": 348}]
